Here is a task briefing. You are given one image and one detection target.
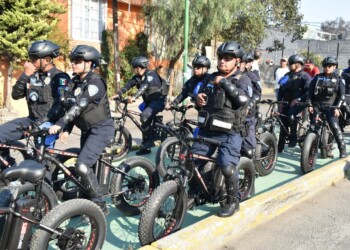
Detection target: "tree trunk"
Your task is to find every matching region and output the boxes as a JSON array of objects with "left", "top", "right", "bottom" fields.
[
  {"left": 5, "top": 63, "right": 13, "bottom": 111},
  {"left": 167, "top": 46, "right": 184, "bottom": 97}
]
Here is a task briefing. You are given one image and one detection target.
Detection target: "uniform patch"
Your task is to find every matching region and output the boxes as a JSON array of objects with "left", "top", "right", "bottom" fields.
[
  {"left": 59, "top": 78, "right": 68, "bottom": 86},
  {"left": 74, "top": 87, "right": 82, "bottom": 96},
  {"left": 88, "top": 85, "right": 99, "bottom": 97},
  {"left": 342, "top": 79, "right": 345, "bottom": 85},
  {"left": 44, "top": 77, "right": 51, "bottom": 85},
  {"left": 248, "top": 86, "right": 253, "bottom": 97},
  {"left": 147, "top": 75, "right": 153, "bottom": 82},
  {"left": 331, "top": 78, "right": 337, "bottom": 83}
]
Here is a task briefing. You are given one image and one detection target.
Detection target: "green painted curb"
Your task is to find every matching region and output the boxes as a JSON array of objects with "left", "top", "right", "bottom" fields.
[{"left": 140, "top": 157, "right": 349, "bottom": 250}]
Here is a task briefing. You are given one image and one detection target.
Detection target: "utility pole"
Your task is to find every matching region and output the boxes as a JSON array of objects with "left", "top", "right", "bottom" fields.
[
  {"left": 183, "top": 0, "right": 190, "bottom": 83},
  {"left": 112, "top": 0, "right": 121, "bottom": 93}
]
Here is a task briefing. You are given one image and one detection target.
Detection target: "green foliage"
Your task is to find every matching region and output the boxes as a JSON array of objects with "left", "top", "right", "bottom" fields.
[
  {"left": 299, "top": 50, "right": 323, "bottom": 67},
  {"left": 0, "top": 0, "right": 66, "bottom": 64},
  {"left": 100, "top": 30, "right": 115, "bottom": 97}
]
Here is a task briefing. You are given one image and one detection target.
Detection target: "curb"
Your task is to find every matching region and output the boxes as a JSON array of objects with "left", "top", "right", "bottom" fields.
[{"left": 140, "top": 158, "right": 349, "bottom": 250}]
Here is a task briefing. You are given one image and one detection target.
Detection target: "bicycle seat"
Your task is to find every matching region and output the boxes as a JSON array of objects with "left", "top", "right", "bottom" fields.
[{"left": 2, "top": 160, "right": 46, "bottom": 183}]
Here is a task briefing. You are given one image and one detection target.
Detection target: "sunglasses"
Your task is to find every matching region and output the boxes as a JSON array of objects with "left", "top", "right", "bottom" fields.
[{"left": 218, "top": 55, "right": 235, "bottom": 62}]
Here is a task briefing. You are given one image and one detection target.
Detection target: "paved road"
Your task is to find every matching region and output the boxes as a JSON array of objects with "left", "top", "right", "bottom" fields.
[{"left": 220, "top": 178, "right": 350, "bottom": 250}]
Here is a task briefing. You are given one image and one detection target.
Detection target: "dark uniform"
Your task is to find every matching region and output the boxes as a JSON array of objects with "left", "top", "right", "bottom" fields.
[
  {"left": 308, "top": 67, "right": 346, "bottom": 158},
  {"left": 0, "top": 41, "right": 70, "bottom": 147},
  {"left": 278, "top": 69, "right": 311, "bottom": 150},
  {"left": 117, "top": 67, "right": 167, "bottom": 151},
  {"left": 241, "top": 57, "right": 262, "bottom": 158},
  {"left": 341, "top": 65, "right": 350, "bottom": 124},
  {"left": 192, "top": 41, "right": 250, "bottom": 218},
  {"left": 54, "top": 45, "right": 113, "bottom": 214}
]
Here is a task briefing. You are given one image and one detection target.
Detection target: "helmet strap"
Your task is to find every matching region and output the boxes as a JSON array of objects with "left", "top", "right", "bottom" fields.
[{"left": 39, "top": 58, "right": 53, "bottom": 72}]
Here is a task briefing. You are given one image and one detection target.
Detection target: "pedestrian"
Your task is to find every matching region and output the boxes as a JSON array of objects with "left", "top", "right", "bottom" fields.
[
  {"left": 274, "top": 56, "right": 289, "bottom": 99},
  {"left": 341, "top": 59, "right": 350, "bottom": 124},
  {"left": 49, "top": 45, "right": 114, "bottom": 215},
  {"left": 0, "top": 40, "right": 70, "bottom": 161},
  {"left": 277, "top": 54, "right": 311, "bottom": 152},
  {"left": 251, "top": 50, "right": 261, "bottom": 75},
  {"left": 307, "top": 56, "right": 347, "bottom": 158},
  {"left": 111, "top": 56, "right": 168, "bottom": 155},
  {"left": 303, "top": 59, "right": 320, "bottom": 78},
  {"left": 165, "top": 55, "right": 210, "bottom": 110},
  {"left": 194, "top": 41, "right": 251, "bottom": 217}
]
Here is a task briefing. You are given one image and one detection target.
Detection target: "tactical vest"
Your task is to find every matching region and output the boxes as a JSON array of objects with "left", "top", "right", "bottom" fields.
[
  {"left": 27, "top": 68, "right": 69, "bottom": 121},
  {"left": 312, "top": 73, "right": 339, "bottom": 105},
  {"left": 281, "top": 71, "right": 308, "bottom": 102},
  {"left": 200, "top": 72, "right": 247, "bottom": 134},
  {"left": 73, "top": 72, "right": 111, "bottom": 131},
  {"left": 140, "top": 71, "right": 167, "bottom": 102}
]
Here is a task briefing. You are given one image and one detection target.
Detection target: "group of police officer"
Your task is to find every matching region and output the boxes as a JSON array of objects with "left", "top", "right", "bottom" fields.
[
  {"left": 278, "top": 55, "right": 348, "bottom": 159},
  {"left": 1, "top": 38, "right": 349, "bottom": 219}
]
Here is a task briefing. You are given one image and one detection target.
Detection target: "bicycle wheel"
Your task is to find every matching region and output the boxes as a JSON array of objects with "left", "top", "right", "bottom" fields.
[
  {"left": 138, "top": 180, "right": 187, "bottom": 246},
  {"left": 238, "top": 157, "right": 256, "bottom": 201},
  {"left": 255, "top": 132, "right": 278, "bottom": 176},
  {"left": 301, "top": 133, "right": 318, "bottom": 174},
  {"left": 110, "top": 156, "right": 160, "bottom": 216},
  {"left": 108, "top": 125, "right": 132, "bottom": 162},
  {"left": 52, "top": 148, "right": 80, "bottom": 201},
  {"left": 156, "top": 137, "right": 182, "bottom": 178},
  {"left": 30, "top": 199, "right": 106, "bottom": 250}
]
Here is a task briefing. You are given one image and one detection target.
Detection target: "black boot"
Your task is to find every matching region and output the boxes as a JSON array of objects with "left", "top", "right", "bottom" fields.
[
  {"left": 217, "top": 169, "right": 240, "bottom": 218},
  {"left": 78, "top": 164, "right": 110, "bottom": 216},
  {"left": 288, "top": 118, "right": 298, "bottom": 147},
  {"left": 332, "top": 123, "right": 347, "bottom": 159},
  {"left": 339, "top": 145, "right": 347, "bottom": 159}
]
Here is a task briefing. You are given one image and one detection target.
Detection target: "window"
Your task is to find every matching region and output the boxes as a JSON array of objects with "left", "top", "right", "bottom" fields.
[{"left": 71, "top": 0, "right": 107, "bottom": 41}]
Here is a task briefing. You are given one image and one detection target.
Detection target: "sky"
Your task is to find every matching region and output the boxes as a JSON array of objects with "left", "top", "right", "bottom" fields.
[{"left": 299, "top": 0, "right": 349, "bottom": 27}]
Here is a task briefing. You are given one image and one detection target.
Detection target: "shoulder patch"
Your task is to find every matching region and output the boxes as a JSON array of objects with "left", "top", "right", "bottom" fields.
[
  {"left": 342, "top": 79, "right": 345, "bottom": 85},
  {"left": 147, "top": 75, "right": 153, "bottom": 82},
  {"left": 88, "top": 85, "right": 99, "bottom": 97}
]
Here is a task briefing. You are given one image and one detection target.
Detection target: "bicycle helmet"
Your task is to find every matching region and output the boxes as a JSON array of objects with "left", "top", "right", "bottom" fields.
[
  {"left": 70, "top": 45, "right": 101, "bottom": 68},
  {"left": 28, "top": 40, "right": 60, "bottom": 60},
  {"left": 288, "top": 54, "right": 305, "bottom": 65},
  {"left": 192, "top": 55, "right": 211, "bottom": 69},
  {"left": 131, "top": 56, "right": 149, "bottom": 68},
  {"left": 217, "top": 41, "right": 244, "bottom": 60},
  {"left": 322, "top": 56, "right": 338, "bottom": 68},
  {"left": 242, "top": 53, "right": 254, "bottom": 63}
]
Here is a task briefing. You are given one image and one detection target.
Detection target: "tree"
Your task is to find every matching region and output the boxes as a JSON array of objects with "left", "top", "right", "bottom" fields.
[
  {"left": 266, "top": 39, "right": 285, "bottom": 53},
  {"left": 321, "top": 17, "right": 350, "bottom": 39},
  {"left": 0, "top": 0, "right": 65, "bottom": 110}
]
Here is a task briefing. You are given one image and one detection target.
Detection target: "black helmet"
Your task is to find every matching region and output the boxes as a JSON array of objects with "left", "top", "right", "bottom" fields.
[
  {"left": 192, "top": 55, "right": 211, "bottom": 69},
  {"left": 242, "top": 53, "right": 254, "bottom": 63},
  {"left": 322, "top": 56, "right": 338, "bottom": 68},
  {"left": 288, "top": 54, "right": 305, "bottom": 65},
  {"left": 217, "top": 41, "right": 244, "bottom": 60},
  {"left": 131, "top": 56, "right": 149, "bottom": 68},
  {"left": 28, "top": 40, "right": 60, "bottom": 60},
  {"left": 70, "top": 45, "right": 101, "bottom": 68}
]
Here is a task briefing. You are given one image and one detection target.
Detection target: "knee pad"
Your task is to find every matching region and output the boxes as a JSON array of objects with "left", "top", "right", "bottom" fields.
[
  {"left": 140, "top": 113, "right": 151, "bottom": 124},
  {"left": 220, "top": 164, "right": 236, "bottom": 178},
  {"left": 75, "top": 162, "right": 90, "bottom": 177}
]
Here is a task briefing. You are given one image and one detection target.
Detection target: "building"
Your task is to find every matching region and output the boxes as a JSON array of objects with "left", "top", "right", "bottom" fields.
[{"left": 0, "top": 0, "right": 146, "bottom": 116}]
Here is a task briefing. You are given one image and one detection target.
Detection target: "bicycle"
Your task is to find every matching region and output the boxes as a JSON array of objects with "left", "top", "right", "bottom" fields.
[
  {"left": 300, "top": 103, "right": 339, "bottom": 174},
  {"left": 138, "top": 122, "right": 255, "bottom": 246},
  {"left": 1, "top": 124, "right": 160, "bottom": 216},
  {"left": 111, "top": 97, "right": 174, "bottom": 160},
  {"left": 0, "top": 161, "right": 106, "bottom": 249},
  {"left": 156, "top": 104, "right": 276, "bottom": 177},
  {"left": 259, "top": 99, "right": 309, "bottom": 152}
]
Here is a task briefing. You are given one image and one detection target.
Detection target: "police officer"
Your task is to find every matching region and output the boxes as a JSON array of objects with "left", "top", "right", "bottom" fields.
[
  {"left": 0, "top": 40, "right": 70, "bottom": 161},
  {"left": 165, "top": 55, "right": 210, "bottom": 109},
  {"left": 307, "top": 56, "right": 347, "bottom": 158},
  {"left": 111, "top": 56, "right": 167, "bottom": 155},
  {"left": 341, "top": 59, "right": 350, "bottom": 124},
  {"left": 240, "top": 53, "right": 262, "bottom": 158},
  {"left": 195, "top": 41, "right": 250, "bottom": 217},
  {"left": 49, "top": 45, "right": 114, "bottom": 215},
  {"left": 277, "top": 54, "right": 312, "bottom": 151}
]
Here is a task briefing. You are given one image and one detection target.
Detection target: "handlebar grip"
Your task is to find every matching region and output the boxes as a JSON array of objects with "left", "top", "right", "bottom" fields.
[{"left": 196, "top": 136, "right": 221, "bottom": 146}]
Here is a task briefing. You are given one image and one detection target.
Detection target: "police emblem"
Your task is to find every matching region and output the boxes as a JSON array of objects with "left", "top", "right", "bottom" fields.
[
  {"left": 44, "top": 77, "right": 51, "bottom": 85},
  {"left": 331, "top": 78, "right": 337, "bottom": 83},
  {"left": 88, "top": 85, "right": 99, "bottom": 96},
  {"left": 74, "top": 87, "right": 82, "bottom": 96},
  {"left": 147, "top": 75, "right": 153, "bottom": 82}
]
